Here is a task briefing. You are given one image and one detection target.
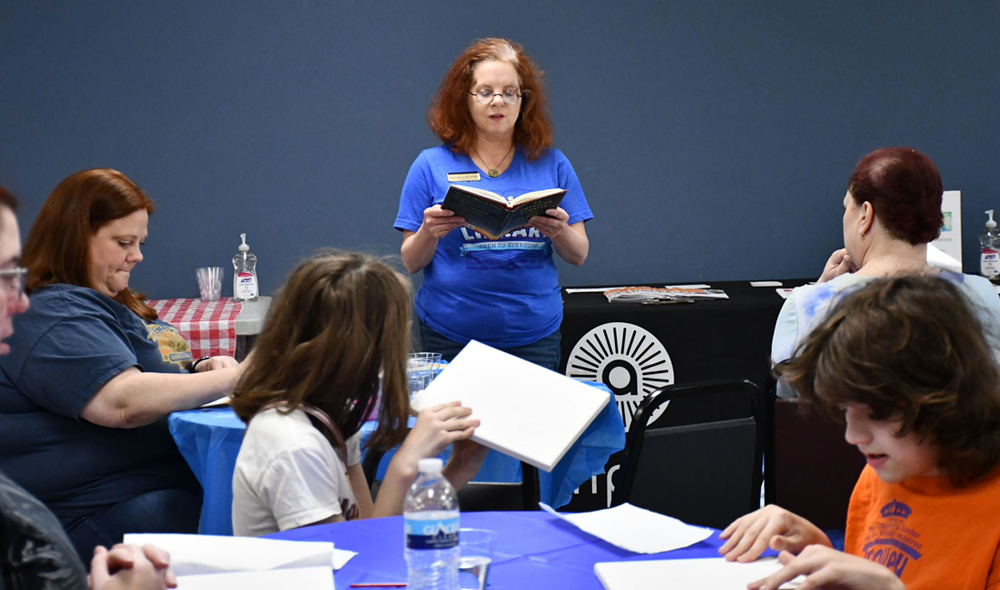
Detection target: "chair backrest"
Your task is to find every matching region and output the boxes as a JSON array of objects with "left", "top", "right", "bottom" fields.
[
  {"left": 612, "top": 379, "right": 764, "bottom": 530},
  {"left": 361, "top": 441, "right": 540, "bottom": 512},
  {"left": 763, "top": 367, "right": 866, "bottom": 530}
]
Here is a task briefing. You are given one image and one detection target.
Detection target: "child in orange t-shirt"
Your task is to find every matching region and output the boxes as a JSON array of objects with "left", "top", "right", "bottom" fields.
[{"left": 718, "top": 275, "right": 1000, "bottom": 590}]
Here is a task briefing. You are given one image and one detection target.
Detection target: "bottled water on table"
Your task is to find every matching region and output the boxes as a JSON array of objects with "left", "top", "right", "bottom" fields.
[{"left": 404, "top": 458, "right": 459, "bottom": 590}]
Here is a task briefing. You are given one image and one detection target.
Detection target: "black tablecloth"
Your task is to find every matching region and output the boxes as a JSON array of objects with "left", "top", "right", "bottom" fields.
[{"left": 557, "top": 279, "right": 811, "bottom": 511}]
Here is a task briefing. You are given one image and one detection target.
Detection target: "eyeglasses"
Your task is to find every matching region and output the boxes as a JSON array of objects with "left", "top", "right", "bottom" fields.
[
  {"left": 0, "top": 267, "right": 26, "bottom": 301},
  {"left": 469, "top": 89, "right": 522, "bottom": 105}
]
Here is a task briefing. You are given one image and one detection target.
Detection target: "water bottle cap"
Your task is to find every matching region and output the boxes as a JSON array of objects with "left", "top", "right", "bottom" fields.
[
  {"left": 417, "top": 458, "right": 444, "bottom": 473},
  {"left": 239, "top": 233, "right": 250, "bottom": 251}
]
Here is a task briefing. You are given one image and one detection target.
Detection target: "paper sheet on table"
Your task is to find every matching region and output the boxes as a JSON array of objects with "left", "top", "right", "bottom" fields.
[
  {"left": 412, "top": 340, "right": 609, "bottom": 472},
  {"left": 123, "top": 533, "right": 356, "bottom": 575},
  {"left": 750, "top": 280, "right": 783, "bottom": 287},
  {"left": 565, "top": 286, "right": 640, "bottom": 293},
  {"left": 176, "top": 566, "right": 334, "bottom": 590},
  {"left": 663, "top": 283, "right": 711, "bottom": 289},
  {"left": 594, "top": 558, "right": 802, "bottom": 589},
  {"left": 539, "top": 502, "right": 712, "bottom": 554},
  {"left": 776, "top": 288, "right": 794, "bottom": 300}
]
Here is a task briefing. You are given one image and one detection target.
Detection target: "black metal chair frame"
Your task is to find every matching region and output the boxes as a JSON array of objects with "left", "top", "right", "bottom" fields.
[{"left": 613, "top": 378, "right": 765, "bottom": 522}]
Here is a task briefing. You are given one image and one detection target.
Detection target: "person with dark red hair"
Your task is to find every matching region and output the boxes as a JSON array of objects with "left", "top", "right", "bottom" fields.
[
  {"left": 394, "top": 38, "right": 593, "bottom": 371},
  {"left": 772, "top": 147, "right": 1000, "bottom": 394},
  {"left": 0, "top": 168, "right": 244, "bottom": 561}
]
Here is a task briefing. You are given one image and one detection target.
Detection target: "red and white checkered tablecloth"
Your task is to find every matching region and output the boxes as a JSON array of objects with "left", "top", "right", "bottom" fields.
[{"left": 148, "top": 298, "right": 243, "bottom": 359}]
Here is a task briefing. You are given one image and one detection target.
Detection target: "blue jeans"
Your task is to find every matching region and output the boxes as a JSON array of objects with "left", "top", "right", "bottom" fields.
[
  {"left": 417, "top": 319, "right": 562, "bottom": 372},
  {"left": 63, "top": 489, "right": 201, "bottom": 563}
]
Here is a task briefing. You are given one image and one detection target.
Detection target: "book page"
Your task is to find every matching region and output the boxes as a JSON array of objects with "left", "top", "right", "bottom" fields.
[
  {"left": 507, "top": 187, "right": 566, "bottom": 207},
  {"left": 451, "top": 184, "right": 507, "bottom": 205},
  {"left": 411, "top": 340, "right": 609, "bottom": 472}
]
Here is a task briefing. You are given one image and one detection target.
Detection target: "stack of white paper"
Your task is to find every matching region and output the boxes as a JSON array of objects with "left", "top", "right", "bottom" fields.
[
  {"left": 411, "top": 340, "right": 609, "bottom": 472},
  {"left": 595, "top": 558, "right": 803, "bottom": 590},
  {"left": 540, "top": 503, "right": 713, "bottom": 554},
  {"left": 176, "top": 566, "right": 333, "bottom": 590},
  {"left": 122, "top": 533, "right": 354, "bottom": 589}
]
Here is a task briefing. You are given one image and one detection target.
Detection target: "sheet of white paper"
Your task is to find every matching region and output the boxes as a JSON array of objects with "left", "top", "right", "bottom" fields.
[
  {"left": 539, "top": 502, "right": 712, "bottom": 554},
  {"left": 176, "top": 566, "right": 334, "bottom": 590},
  {"left": 594, "top": 558, "right": 802, "bottom": 590},
  {"left": 122, "top": 533, "right": 355, "bottom": 575},
  {"left": 199, "top": 396, "right": 231, "bottom": 408},
  {"left": 776, "top": 288, "right": 793, "bottom": 300},
  {"left": 750, "top": 281, "right": 783, "bottom": 287},
  {"left": 411, "top": 340, "right": 609, "bottom": 472},
  {"left": 926, "top": 242, "right": 962, "bottom": 273},
  {"left": 565, "top": 286, "right": 641, "bottom": 293},
  {"left": 931, "top": 190, "right": 962, "bottom": 266},
  {"left": 663, "top": 284, "right": 711, "bottom": 289}
]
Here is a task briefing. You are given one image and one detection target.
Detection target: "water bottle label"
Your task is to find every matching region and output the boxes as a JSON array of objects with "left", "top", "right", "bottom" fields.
[{"left": 404, "top": 516, "right": 459, "bottom": 550}]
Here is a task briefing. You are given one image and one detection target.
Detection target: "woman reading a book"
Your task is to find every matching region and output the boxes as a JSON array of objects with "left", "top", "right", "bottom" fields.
[{"left": 393, "top": 37, "right": 593, "bottom": 371}]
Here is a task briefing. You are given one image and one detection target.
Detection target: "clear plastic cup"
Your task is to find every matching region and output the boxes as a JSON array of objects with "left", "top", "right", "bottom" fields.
[
  {"left": 458, "top": 528, "right": 496, "bottom": 590},
  {"left": 196, "top": 267, "right": 224, "bottom": 301},
  {"left": 407, "top": 352, "right": 443, "bottom": 398}
]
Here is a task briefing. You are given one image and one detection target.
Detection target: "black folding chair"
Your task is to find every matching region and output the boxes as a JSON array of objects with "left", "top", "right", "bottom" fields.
[
  {"left": 763, "top": 365, "right": 865, "bottom": 529},
  {"left": 612, "top": 379, "right": 764, "bottom": 529}
]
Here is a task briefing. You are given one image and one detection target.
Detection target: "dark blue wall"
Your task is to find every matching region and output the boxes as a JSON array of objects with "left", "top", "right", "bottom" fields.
[{"left": 2, "top": 2, "right": 998, "bottom": 297}]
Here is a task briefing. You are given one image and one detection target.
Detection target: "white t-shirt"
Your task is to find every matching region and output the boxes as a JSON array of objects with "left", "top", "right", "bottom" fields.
[{"left": 232, "top": 407, "right": 362, "bottom": 537}]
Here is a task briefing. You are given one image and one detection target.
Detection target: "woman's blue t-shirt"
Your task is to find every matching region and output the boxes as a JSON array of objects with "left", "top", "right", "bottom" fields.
[
  {"left": 0, "top": 284, "right": 199, "bottom": 521},
  {"left": 394, "top": 146, "right": 593, "bottom": 349}
]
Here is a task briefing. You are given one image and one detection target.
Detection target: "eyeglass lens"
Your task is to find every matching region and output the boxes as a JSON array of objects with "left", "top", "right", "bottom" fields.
[
  {"left": 474, "top": 89, "right": 520, "bottom": 105},
  {"left": 2, "top": 269, "right": 24, "bottom": 299}
]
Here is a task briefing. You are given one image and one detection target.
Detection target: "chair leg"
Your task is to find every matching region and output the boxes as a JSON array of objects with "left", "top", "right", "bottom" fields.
[{"left": 520, "top": 462, "right": 540, "bottom": 510}]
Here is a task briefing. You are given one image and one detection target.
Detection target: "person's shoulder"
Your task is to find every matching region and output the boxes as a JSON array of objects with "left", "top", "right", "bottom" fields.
[
  {"left": 245, "top": 408, "right": 327, "bottom": 451},
  {"left": 31, "top": 284, "right": 121, "bottom": 314}
]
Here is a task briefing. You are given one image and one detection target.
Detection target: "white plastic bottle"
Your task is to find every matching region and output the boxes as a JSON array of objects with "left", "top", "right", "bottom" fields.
[
  {"left": 981, "top": 210, "right": 1000, "bottom": 282},
  {"left": 232, "top": 233, "right": 259, "bottom": 301},
  {"left": 404, "top": 458, "right": 459, "bottom": 590}
]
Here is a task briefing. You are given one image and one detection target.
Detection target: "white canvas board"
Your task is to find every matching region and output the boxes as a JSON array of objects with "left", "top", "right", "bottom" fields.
[
  {"left": 122, "top": 533, "right": 355, "bottom": 575},
  {"left": 594, "top": 558, "right": 802, "bottom": 590},
  {"left": 932, "top": 190, "right": 962, "bottom": 266},
  {"left": 411, "top": 340, "right": 610, "bottom": 472},
  {"left": 176, "top": 566, "right": 334, "bottom": 590},
  {"left": 540, "top": 502, "right": 712, "bottom": 554}
]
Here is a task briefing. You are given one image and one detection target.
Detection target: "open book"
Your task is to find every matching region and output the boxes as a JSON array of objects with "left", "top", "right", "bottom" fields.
[
  {"left": 410, "top": 340, "right": 609, "bottom": 472},
  {"left": 441, "top": 184, "right": 566, "bottom": 240}
]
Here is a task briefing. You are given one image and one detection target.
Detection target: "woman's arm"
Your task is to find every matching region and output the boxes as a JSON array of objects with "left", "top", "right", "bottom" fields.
[
  {"left": 400, "top": 206, "right": 467, "bottom": 274},
  {"left": 528, "top": 209, "right": 589, "bottom": 266},
  {"left": 80, "top": 365, "right": 242, "bottom": 428}
]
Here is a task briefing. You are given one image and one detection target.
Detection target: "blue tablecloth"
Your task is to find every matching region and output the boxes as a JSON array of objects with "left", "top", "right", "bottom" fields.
[
  {"left": 169, "top": 383, "right": 624, "bottom": 535},
  {"left": 269, "top": 511, "right": 744, "bottom": 589}
]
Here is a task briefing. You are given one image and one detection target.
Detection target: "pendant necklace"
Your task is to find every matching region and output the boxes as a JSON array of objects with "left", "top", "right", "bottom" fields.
[{"left": 473, "top": 144, "right": 514, "bottom": 178}]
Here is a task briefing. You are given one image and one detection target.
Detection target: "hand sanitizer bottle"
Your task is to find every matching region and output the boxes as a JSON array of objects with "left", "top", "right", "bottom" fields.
[
  {"left": 232, "top": 233, "right": 259, "bottom": 301},
  {"left": 980, "top": 210, "right": 1000, "bottom": 282}
]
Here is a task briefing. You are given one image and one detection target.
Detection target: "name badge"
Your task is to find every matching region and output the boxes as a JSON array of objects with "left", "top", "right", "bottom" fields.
[{"left": 447, "top": 172, "right": 481, "bottom": 182}]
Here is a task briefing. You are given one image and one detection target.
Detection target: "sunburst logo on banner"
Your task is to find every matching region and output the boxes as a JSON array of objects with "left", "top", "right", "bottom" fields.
[{"left": 565, "top": 322, "right": 674, "bottom": 431}]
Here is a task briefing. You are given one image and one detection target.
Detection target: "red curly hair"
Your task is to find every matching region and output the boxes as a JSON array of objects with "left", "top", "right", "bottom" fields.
[{"left": 427, "top": 38, "right": 553, "bottom": 161}]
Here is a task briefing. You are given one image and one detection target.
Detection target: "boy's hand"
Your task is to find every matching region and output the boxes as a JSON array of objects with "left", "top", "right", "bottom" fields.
[
  {"left": 748, "top": 547, "right": 904, "bottom": 590},
  {"left": 718, "top": 505, "right": 831, "bottom": 562}
]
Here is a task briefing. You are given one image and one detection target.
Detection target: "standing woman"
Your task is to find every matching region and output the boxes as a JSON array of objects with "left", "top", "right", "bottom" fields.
[{"left": 395, "top": 38, "right": 592, "bottom": 371}]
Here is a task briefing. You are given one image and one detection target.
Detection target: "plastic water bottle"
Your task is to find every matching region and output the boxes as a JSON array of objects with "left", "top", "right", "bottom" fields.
[
  {"left": 232, "top": 233, "right": 259, "bottom": 302},
  {"left": 404, "top": 458, "right": 459, "bottom": 590}
]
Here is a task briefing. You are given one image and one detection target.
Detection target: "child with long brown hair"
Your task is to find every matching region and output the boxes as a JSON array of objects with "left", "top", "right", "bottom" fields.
[
  {"left": 230, "top": 252, "right": 485, "bottom": 536},
  {"left": 721, "top": 276, "right": 1000, "bottom": 590}
]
